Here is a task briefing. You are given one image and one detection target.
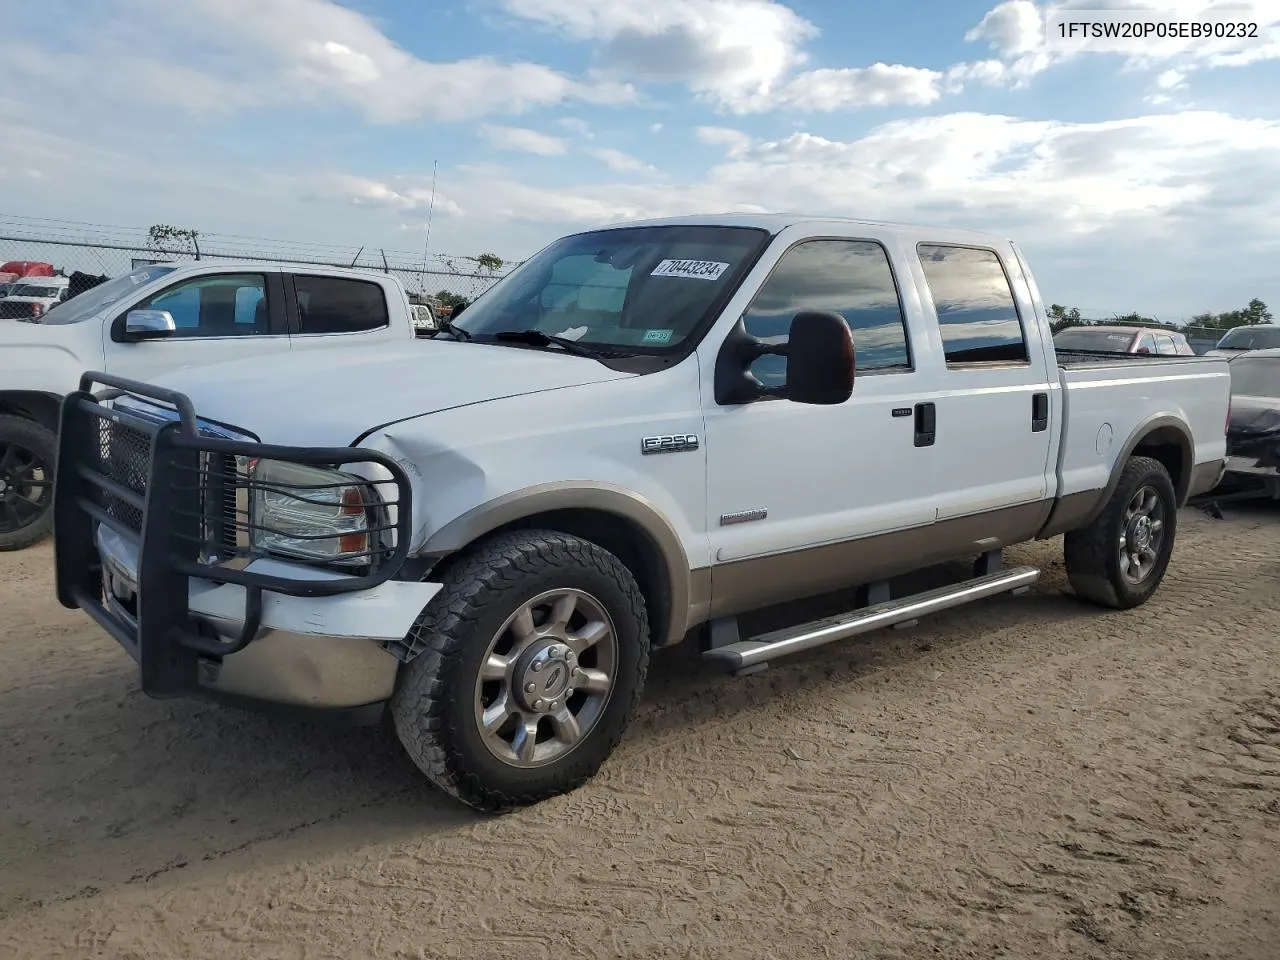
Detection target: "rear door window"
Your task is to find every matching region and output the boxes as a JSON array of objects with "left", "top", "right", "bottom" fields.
[
  {"left": 292, "top": 275, "right": 390, "bottom": 334},
  {"left": 916, "top": 244, "right": 1028, "bottom": 365}
]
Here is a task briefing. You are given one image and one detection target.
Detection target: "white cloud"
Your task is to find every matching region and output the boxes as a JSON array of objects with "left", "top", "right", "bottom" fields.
[
  {"left": 967, "top": 0, "right": 1044, "bottom": 57},
  {"left": 7, "top": 0, "right": 637, "bottom": 127},
  {"left": 650, "top": 123, "right": 664, "bottom": 132},
  {"left": 478, "top": 124, "right": 569, "bottom": 155},
  {"left": 586, "top": 148, "right": 658, "bottom": 174},
  {"left": 696, "top": 126, "right": 754, "bottom": 156},
  {"left": 761, "top": 64, "right": 946, "bottom": 112},
  {"left": 502, "top": 0, "right": 816, "bottom": 110}
]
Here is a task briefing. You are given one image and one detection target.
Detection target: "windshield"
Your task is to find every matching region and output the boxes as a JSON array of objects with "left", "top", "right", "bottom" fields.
[
  {"left": 1052, "top": 328, "right": 1136, "bottom": 351},
  {"left": 1229, "top": 357, "right": 1280, "bottom": 399},
  {"left": 11, "top": 283, "right": 63, "bottom": 298},
  {"left": 1215, "top": 326, "right": 1280, "bottom": 351},
  {"left": 450, "top": 225, "right": 769, "bottom": 354},
  {"left": 35, "top": 266, "right": 177, "bottom": 325}
]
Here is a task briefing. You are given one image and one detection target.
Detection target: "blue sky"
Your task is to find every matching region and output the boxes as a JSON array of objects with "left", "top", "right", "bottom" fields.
[{"left": 2, "top": 0, "right": 1279, "bottom": 319}]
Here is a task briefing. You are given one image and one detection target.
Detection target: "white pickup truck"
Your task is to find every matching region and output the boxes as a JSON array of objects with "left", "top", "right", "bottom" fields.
[
  {"left": 0, "top": 260, "right": 422, "bottom": 550},
  {"left": 53, "top": 214, "right": 1230, "bottom": 812}
]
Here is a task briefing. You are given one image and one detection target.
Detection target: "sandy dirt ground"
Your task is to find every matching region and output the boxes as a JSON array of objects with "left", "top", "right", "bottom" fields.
[{"left": 1, "top": 506, "right": 1279, "bottom": 959}]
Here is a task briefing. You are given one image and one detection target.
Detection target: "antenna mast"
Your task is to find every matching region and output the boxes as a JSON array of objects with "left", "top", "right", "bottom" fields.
[{"left": 420, "top": 159, "right": 438, "bottom": 294}]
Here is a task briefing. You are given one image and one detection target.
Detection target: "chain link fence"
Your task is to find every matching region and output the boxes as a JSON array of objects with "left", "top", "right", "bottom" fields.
[{"left": 0, "top": 223, "right": 523, "bottom": 307}]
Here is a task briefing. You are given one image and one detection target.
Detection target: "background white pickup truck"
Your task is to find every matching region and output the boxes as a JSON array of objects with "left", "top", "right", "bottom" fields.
[
  {"left": 54, "top": 214, "right": 1230, "bottom": 813},
  {"left": 0, "top": 260, "right": 421, "bottom": 550}
]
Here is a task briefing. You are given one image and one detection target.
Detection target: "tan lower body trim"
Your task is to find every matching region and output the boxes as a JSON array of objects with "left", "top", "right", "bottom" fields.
[{"left": 702, "top": 500, "right": 1052, "bottom": 621}]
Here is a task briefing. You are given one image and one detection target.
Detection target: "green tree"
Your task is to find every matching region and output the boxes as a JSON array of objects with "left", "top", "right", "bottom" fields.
[
  {"left": 1047, "top": 303, "right": 1083, "bottom": 334},
  {"left": 147, "top": 223, "right": 201, "bottom": 258},
  {"left": 434, "top": 290, "right": 469, "bottom": 309},
  {"left": 1186, "top": 298, "right": 1272, "bottom": 331},
  {"left": 474, "top": 252, "right": 503, "bottom": 273}
]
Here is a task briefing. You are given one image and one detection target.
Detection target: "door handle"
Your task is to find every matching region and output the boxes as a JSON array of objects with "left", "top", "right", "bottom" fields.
[
  {"left": 1031, "top": 392, "right": 1049, "bottom": 432},
  {"left": 914, "top": 402, "right": 935, "bottom": 447}
]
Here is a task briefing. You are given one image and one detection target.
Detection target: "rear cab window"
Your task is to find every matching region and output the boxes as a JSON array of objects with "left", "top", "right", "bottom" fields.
[
  {"left": 916, "top": 244, "right": 1029, "bottom": 366},
  {"left": 292, "top": 275, "right": 390, "bottom": 334}
]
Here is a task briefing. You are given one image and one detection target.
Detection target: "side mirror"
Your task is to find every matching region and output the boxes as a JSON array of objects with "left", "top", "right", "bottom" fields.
[
  {"left": 123, "top": 309, "right": 176, "bottom": 340},
  {"left": 714, "top": 310, "right": 854, "bottom": 406},
  {"left": 784, "top": 311, "right": 856, "bottom": 404}
]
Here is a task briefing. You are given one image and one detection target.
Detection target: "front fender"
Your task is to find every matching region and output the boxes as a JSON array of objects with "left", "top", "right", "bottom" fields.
[{"left": 420, "top": 480, "right": 696, "bottom": 646}]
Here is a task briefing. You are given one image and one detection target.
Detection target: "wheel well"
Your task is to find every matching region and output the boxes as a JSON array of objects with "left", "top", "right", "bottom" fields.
[
  {"left": 1132, "top": 426, "right": 1190, "bottom": 501},
  {"left": 0, "top": 391, "right": 62, "bottom": 433},
  {"left": 471, "top": 508, "right": 673, "bottom": 648}
]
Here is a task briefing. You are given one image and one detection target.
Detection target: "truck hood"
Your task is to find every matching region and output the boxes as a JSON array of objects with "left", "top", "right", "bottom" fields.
[{"left": 141, "top": 338, "right": 636, "bottom": 445}]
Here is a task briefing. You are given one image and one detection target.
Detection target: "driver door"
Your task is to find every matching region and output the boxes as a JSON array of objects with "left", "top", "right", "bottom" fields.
[
  {"left": 700, "top": 232, "right": 938, "bottom": 613},
  {"left": 103, "top": 269, "right": 291, "bottom": 381}
]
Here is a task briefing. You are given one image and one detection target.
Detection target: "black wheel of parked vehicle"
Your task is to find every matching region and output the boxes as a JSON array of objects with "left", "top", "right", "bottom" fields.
[
  {"left": 390, "top": 529, "right": 650, "bottom": 812},
  {"left": 0, "top": 415, "right": 57, "bottom": 552},
  {"left": 1063, "top": 455, "right": 1178, "bottom": 610}
]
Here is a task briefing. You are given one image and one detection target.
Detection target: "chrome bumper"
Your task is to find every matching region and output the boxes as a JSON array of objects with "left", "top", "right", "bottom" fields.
[{"left": 96, "top": 523, "right": 441, "bottom": 709}]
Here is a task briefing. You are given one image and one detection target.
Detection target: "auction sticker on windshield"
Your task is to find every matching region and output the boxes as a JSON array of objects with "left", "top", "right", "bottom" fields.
[{"left": 650, "top": 259, "right": 729, "bottom": 280}]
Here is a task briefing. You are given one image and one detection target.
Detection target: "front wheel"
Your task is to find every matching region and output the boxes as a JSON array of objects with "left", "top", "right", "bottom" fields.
[
  {"left": 0, "top": 415, "right": 57, "bottom": 552},
  {"left": 390, "top": 529, "right": 650, "bottom": 811},
  {"left": 1064, "top": 455, "right": 1178, "bottom": 609}
]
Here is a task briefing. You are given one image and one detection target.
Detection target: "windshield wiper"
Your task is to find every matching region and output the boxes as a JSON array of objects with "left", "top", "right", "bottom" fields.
[
  {"left": 432, "top": 318, "right": 472, "bottom": 340},
  {"left": 486, "top": 329, "right": 630, "bottom": 359}
]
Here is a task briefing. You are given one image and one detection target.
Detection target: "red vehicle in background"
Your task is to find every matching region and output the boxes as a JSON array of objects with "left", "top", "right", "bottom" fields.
[{"left": 0, "top": 261, "right": 55, "bottom": 285}]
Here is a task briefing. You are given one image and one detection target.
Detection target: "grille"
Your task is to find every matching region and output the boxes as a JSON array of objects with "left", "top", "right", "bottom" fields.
[
  {"left": 197, "top": 452, "right": 247, "bottom": 559},
  {"left": 91, "top": 416, "right": 153, "bottom": 533},
  {"left": 0, "top": 301, "right": 36, "bottom": 319}
]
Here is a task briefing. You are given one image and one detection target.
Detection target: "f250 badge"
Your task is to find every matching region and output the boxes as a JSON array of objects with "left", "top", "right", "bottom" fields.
[{"left": 641, "top": 434, "right": 699, "bottom": 455}]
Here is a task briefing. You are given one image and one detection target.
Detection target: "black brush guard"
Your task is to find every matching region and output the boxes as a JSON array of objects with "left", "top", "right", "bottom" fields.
[{"left": 54, "top": 372, "right": 413, "bottom": 698}]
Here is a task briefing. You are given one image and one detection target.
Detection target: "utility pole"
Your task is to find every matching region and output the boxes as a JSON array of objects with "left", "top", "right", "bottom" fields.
[{"left": 420, "top": 159, "right": 438, "bottom": 295}]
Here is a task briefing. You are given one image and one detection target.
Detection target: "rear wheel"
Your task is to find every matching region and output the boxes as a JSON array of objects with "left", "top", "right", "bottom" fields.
[
  {"left": 0, "top": 415, "right": 57, "bottom": 552},
  {"left": 390, "top": 529, "right": 650, "bottom": 812},
  {"left": 1064, "top": 455, "right": 1178, "bottom": 609}
]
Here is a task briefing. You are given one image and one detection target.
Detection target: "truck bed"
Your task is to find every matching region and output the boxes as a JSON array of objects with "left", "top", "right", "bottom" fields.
[
  {"left": 1053, "top": 351, "right": 1230, "bottom": 504},
  {"left": 1054, "top": 349, "right": 1208, "bottom": 367}
]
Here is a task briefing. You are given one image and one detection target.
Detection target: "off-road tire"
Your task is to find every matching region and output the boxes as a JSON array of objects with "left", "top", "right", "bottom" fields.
[
  {"left": 0, "top": 415, "right": 57, "bottom": 552},
  {"left": 1064, "top": 455, "right": 1178, "bottom": 609},
  {"left": 390, "top": 529, "right": 650, "bottom": 812}
]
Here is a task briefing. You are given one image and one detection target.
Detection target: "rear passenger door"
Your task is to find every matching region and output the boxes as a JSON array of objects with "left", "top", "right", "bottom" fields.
[
  {"left": 284, "top": 273, "right": 396, "bottom": 352},
  {"left": 912, "top": 242, "right": 1056, "bottom": 529}
]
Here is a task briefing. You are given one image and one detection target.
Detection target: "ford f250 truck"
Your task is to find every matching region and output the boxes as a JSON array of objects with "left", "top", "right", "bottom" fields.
[
  {"left": 0, "top": 260, "right": 423, "bottom": 550},
  {"left": 52, "top": 215, "right": 1231, "bottom": 812}
]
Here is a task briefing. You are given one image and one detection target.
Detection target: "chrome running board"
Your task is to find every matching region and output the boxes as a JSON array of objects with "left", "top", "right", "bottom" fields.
[{"left": 703, "top": 565, "right": 1040, "bottom": 672}]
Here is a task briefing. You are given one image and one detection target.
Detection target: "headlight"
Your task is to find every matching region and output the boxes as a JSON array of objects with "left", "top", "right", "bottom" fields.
[{"left": 249, "top": 459, "right": 379, "bottom": 565}]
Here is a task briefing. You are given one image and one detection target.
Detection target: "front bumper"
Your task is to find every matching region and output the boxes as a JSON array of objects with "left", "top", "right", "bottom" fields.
[
  {"left": 55, "top": 372, "right": 440, "bottom": 711},
  {"left": 95, "top": 525, "right": 439, "bottom": 708}
]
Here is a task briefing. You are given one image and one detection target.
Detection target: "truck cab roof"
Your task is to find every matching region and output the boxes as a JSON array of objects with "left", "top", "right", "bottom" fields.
[{"left": 594, "top": 213, "right": 1012, "bottom": 246}]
